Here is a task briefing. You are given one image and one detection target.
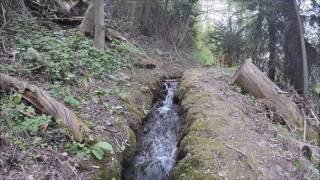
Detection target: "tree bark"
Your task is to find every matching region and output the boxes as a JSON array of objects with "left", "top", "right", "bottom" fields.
[
  {"left": 79, "top": 1, "right": 95, "bottom": 36},
  {"left": 293, "top": 0, "right": 309, "bottom": 96},
  {"left": 267, "top": 16, "right": 276, "bottom": 81},
  {"left": 284, "top": 0, "right": 309, "bottom": 95},
  {"left": 231, "top": 61, "right": 319, "bottom": 142},
  {"left": 94, "top": 0, "right": 105, "bottom": 49}
]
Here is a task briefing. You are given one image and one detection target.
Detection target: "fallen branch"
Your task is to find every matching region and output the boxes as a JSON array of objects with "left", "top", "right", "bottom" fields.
[
  {"left": 48, "top": 16, "right": 84, "bottom": 25},
  {"left": 302, "top": 109, "right": 307, "bottom": 142},
  {"left": 0, "top": 73, "right": 91, "bottom": 142}
]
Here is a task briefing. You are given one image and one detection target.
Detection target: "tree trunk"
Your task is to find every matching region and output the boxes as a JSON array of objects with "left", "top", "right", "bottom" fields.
[
  {"left": 293, "top": 0, "right": 309, "bottom": 96},
  {"left": 284, "top": 0, "right": 308, "bottom": 95},
  {"left": 267, "top": 16, "right": 276, "bottom": 81},
  {"left": 79, "top": 1, "right": 95, "bottom": 36},
  {"left": 94, "top": 0, "right": 105, "bottom": 49}
]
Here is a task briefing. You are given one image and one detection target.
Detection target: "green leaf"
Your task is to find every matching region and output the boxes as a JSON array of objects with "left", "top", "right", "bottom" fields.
[
  {"left": 94, "top": 141, "right": 113, "bottom": 152},
  {"left": 90, "top": 141, "right": 113, "bottom": 160},
  {"left": 26, "top": 106, "right": 35, "bottom": 114},
  {"left": 13, "top": 114, "right": 51, "bottom": 135},
  {"left": 91, "top": 147, "right": 105, "bottom": 160},
  {"left": 64, "top": 96, "right": 81, "bottom": 107},
  {"left": 13, "top": 94, "right": 22, "bottom": 104}
]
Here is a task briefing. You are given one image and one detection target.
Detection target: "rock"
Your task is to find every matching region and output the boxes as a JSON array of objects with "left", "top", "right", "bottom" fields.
[
  {"left": 107, "top": 74, "right": 118, "bottom": 81},
  {"left": 118, "top": 72, "right": 130, "bottom": 81}
]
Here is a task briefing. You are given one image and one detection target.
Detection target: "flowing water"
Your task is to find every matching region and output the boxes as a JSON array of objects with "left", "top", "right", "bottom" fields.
[{"left": 124, "top": 80, "right": 181, "bottom": 180}]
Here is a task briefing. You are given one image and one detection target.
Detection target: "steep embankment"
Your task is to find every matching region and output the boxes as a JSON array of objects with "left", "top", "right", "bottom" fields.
[{"left": 174, "top": 68, "right": 319, "bottom": 179}]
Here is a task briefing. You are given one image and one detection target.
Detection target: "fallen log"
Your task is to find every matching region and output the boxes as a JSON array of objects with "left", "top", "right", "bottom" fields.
[
  {"left": 0, "top": 73, "right": 91, "bottom": 142},
  {"left": 231, "top": 60, "right": 319, "bottom": 142},
  {"left": 49, "top": 16, "right": 83, "bottom": 25}
]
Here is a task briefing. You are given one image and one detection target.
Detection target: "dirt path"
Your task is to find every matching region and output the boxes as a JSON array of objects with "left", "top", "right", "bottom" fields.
[{"left": 174, "top": 68, "right": 319, "bottom": 179}]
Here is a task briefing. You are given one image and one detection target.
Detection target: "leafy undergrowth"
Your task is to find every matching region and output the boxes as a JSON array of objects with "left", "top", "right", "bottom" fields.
[
  {"left": 1, "top": 17, "right": 146, "bottom": 84},
  {"left": 0, "top": 92, "right": 69, "bottom": 150},
  {"left": 0, "top": 91, "right": 113, "bottom": 160}
]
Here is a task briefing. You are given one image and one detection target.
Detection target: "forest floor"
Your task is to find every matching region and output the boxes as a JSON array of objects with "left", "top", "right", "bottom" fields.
[{"left": 0, "top": 14, "right": 319, "bottom": 180}]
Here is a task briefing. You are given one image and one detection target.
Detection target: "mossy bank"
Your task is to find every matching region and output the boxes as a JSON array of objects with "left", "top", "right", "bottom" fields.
[{"left": 173, "top": 68, "right": 319, "bottom": 179}]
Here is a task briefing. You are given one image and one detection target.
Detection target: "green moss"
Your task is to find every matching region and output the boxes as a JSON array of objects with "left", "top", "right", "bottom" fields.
[
  {"left": 120, "top": 122, "right": 137, "bottom": 162},
  {"left": 90, "top": 157, "right": 121, "bottom": 180},
  {"left": 174, "top": 165, "right": 220, "bottom": 180},
  {"left": 123, "top": 90, "right": 153, "bottom": 120}
]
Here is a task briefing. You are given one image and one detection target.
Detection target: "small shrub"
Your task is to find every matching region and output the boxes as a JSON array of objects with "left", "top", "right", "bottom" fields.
[
  {"left": 13, "top": 114, "right": 51, "bottom": 135},
  {"left": 1, "top": 92, "right": 52, "bottom": 136},
  {"left": 232, "top": 85, "right": 242, "bottom": 93},
  {"left": 66, "top": 141, "right": 113, "bottom": 160},
  {"left": 194, "top": 47, "right": 216, "bottom": 66},
  {"left": 90, "top": 141, "right": 113, "bottom": 160},
  {"left": 64, "top": 95, "right": 81, "bottom": 107},
  {"left": 294, "top": 159, "right": 303, "bottom": 172}
]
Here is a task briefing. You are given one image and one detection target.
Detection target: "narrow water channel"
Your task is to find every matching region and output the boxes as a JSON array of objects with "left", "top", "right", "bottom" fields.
[{"left": 124, "top": 80, "right": 181, "bottom": 180}]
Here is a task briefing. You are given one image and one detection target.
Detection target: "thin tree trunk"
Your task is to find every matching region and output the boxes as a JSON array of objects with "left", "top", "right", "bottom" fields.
[
  {"left": 293, "top": 0, "right": 309, "bottom": 96},
  {"left": 177, "top": 16, "right": 190, "bottom": 48},
  {"left": 267, "top": 16, "right": 276, "bottom": 81},
  {"left": 79, "top": 1, "right": 95, "bottom": 36},
  {"left": 94, "top": 0, "right": 105, "bottom": 49}
]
